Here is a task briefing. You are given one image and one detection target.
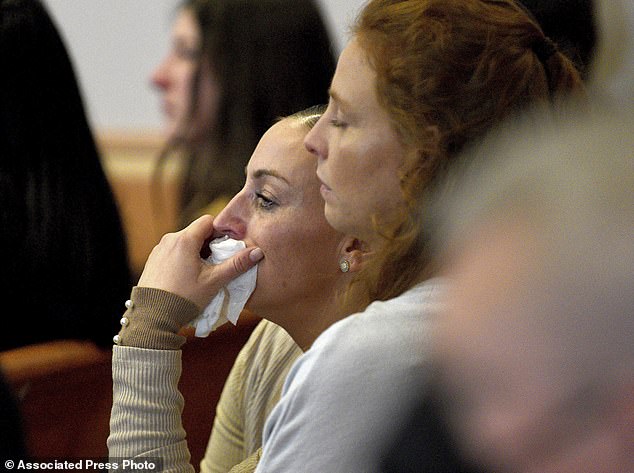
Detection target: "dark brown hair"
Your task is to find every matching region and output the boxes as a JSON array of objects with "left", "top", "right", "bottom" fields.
[
  {"left": 0, "top": 0, "right": 132, "bottom": 348},
  {"left": 157, "top": 0, "right": 336, "bottom": 227}
]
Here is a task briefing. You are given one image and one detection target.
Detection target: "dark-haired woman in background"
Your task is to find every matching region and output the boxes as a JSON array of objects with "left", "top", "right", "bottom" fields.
[{"left": 151, "top": 0, "right": 337, "bottom": 226}]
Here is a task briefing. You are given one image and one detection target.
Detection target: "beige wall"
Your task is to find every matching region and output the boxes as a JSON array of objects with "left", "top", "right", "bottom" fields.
[{"left": 44, "top": 0, "right": 367, "bottom": 132}]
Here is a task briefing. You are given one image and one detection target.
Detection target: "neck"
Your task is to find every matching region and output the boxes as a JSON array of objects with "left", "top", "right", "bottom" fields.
[{"left": 261, "top": 287, "right": 349, "bottom": 352}]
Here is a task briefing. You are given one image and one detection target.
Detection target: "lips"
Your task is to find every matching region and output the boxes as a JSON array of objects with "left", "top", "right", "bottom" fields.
[
  {"left": 316, "top": 172, "right": 331, "bottom": 191},
  {"left": 317, "top": 174, "right": 332, "bottom": 199},
  {"left": 319, "top": 183, "right": 333, "bottom": 201}
]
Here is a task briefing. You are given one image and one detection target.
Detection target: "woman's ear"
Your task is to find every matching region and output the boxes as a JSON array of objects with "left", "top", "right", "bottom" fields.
[{"left": 338, "top": 237, "right": 369, "bottom": 273}]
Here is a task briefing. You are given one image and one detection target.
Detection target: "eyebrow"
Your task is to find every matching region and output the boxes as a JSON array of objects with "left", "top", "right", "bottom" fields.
[
  {"left": 329, "top": 88, "right": 352, "bottom": 112},
  {"left": 250, "top": 168, "right": 290, "bottom": 185}
]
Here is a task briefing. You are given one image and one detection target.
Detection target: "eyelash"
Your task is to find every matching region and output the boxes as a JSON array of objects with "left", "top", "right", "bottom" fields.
[
  {"left": 255, "top": 192, "right": 277, "bottom": 210},
  {"left": 329, "top": 118, "right": 347, "bottom": 129}
]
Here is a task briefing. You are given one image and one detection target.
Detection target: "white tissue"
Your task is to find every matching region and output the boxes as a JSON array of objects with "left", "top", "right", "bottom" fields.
[{"left": 189, "top": 236, "right": 258, "bottom": 337}]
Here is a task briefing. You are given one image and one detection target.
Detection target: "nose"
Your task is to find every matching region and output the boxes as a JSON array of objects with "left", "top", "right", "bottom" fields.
[
  {"left": 150, "top": 57, "right": 170, "bottom": 91},
  {"left": 213, "top": 192, "right": 248, "bottom": 240},
  {"left": 304, "top": 115, "right": 327, "bottom": 161}
]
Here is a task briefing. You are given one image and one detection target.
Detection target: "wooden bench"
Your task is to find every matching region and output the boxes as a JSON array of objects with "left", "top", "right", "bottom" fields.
[{"left": 0, "top": 313, "right": 259, "bottom": 468}]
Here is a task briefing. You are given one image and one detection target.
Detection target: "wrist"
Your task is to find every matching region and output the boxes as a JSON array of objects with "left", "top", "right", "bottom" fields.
[{"left": 113, "top": 286, "right": 200, "bottom": 350}]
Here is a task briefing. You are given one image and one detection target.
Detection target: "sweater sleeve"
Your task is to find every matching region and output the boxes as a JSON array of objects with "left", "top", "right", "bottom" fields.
[
  {"left": 108, "top": 346, "right": 194, "bottom": 473},
  {"left": 108, "top": 287, "right": 201, "bottom": 472},
  {"left": 115, "top": 286, "right": 200, "bottom": 350}
]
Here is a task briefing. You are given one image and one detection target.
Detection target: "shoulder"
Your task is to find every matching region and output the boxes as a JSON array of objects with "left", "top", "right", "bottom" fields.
[
  {"left": 242, "top": 320, "right": 301, "bottom": 365},
  {"left": 259, "top": 280, "right": 444, "bottom": 471},
  {"left": 250, "top": 319, "right": 297, "bottom": 347},
  {"left": 284, "top": 279, "right": 444, "bottom": 393},
  {"left": 238, "top": 320, "right": 302, "bottom": 388},
  {"left": 314, "top": 279, "right": 442, "bottom": 357}
]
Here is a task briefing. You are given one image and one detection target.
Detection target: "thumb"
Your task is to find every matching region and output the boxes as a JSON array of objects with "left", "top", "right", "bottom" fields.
[{"left": 203, "top": 246, "right": 263, "bottom": 289}]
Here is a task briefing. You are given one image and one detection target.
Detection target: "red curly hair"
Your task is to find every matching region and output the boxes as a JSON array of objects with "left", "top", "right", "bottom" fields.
[{"left": 344, "top": 0, "right": 585, "bottom": 311}]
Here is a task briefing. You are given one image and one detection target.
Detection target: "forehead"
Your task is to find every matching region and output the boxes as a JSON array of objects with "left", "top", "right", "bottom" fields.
[
  {"left": 247, "top": 120, "right": 317, "bottom": 183},
  {"left": 330, "top": 39, "right": 379, "bottom": 114}
]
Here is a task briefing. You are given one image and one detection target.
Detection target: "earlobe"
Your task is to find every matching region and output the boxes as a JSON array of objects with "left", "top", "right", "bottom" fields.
[
  {"left": 339, "top": 237, "right": 368, "bottom": 273},
  {"left": 346, "top": 250, "right": 366, "bottom": 273}
]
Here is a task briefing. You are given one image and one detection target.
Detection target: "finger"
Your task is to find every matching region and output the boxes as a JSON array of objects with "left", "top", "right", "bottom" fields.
[
  {"left": 203, "top": 247, "right": 263, "bottom": 288},
  {"left": 183, "top": 214, "right": 215, "bottom": 241}
]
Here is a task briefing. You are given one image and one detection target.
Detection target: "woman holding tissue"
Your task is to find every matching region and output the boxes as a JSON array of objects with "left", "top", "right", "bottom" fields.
[
  {"left": 109, "top": 106, "right": 362, "bottom": 471},
  {"left": 109, "top": 0, "right": 585, "bottom": 471}
]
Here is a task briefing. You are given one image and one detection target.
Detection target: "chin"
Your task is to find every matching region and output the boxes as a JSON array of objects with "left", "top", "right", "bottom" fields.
[
  {"left": 324, "top": 206, "right": 342, "bottom": 231},
  {"left": 165, "top": 125, "right": 182, "bottom": 143}
]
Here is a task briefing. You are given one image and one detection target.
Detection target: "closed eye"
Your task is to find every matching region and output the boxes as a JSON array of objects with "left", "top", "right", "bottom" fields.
[{"left": 329, "top": 118, "right": 347, "bottom": 128}]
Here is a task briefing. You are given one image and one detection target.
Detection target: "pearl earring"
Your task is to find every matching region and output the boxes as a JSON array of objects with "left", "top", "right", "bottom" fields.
[{"left": 339, "top": 259, "right": 350, "bottom": 273}]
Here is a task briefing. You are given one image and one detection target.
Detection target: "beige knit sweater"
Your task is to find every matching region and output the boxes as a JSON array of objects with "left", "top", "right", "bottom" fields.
[{"left": 107, "top": 287, "right": 301, "bottom": 473}]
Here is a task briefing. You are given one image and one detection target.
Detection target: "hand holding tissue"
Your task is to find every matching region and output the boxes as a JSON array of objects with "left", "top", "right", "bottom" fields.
[{"left": 189, "top": 236, "right": 258, "bottom": 337}]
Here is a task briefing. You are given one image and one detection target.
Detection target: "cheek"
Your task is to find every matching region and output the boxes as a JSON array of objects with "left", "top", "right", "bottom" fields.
[
  {"left": 264, "top": 225, "right": 339, "bottom": 282},
  {"left": 250, "top": 226, "right": 294, "bottom": 281},
  {"left": 339, "top": 134, "right": 402, "bottom": 189},
  {"left": 174, "top": 65, "right": 195, "bottom": 101},
  {"left": 247, "top": 239, "right": 303, "bottom": 311}
]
